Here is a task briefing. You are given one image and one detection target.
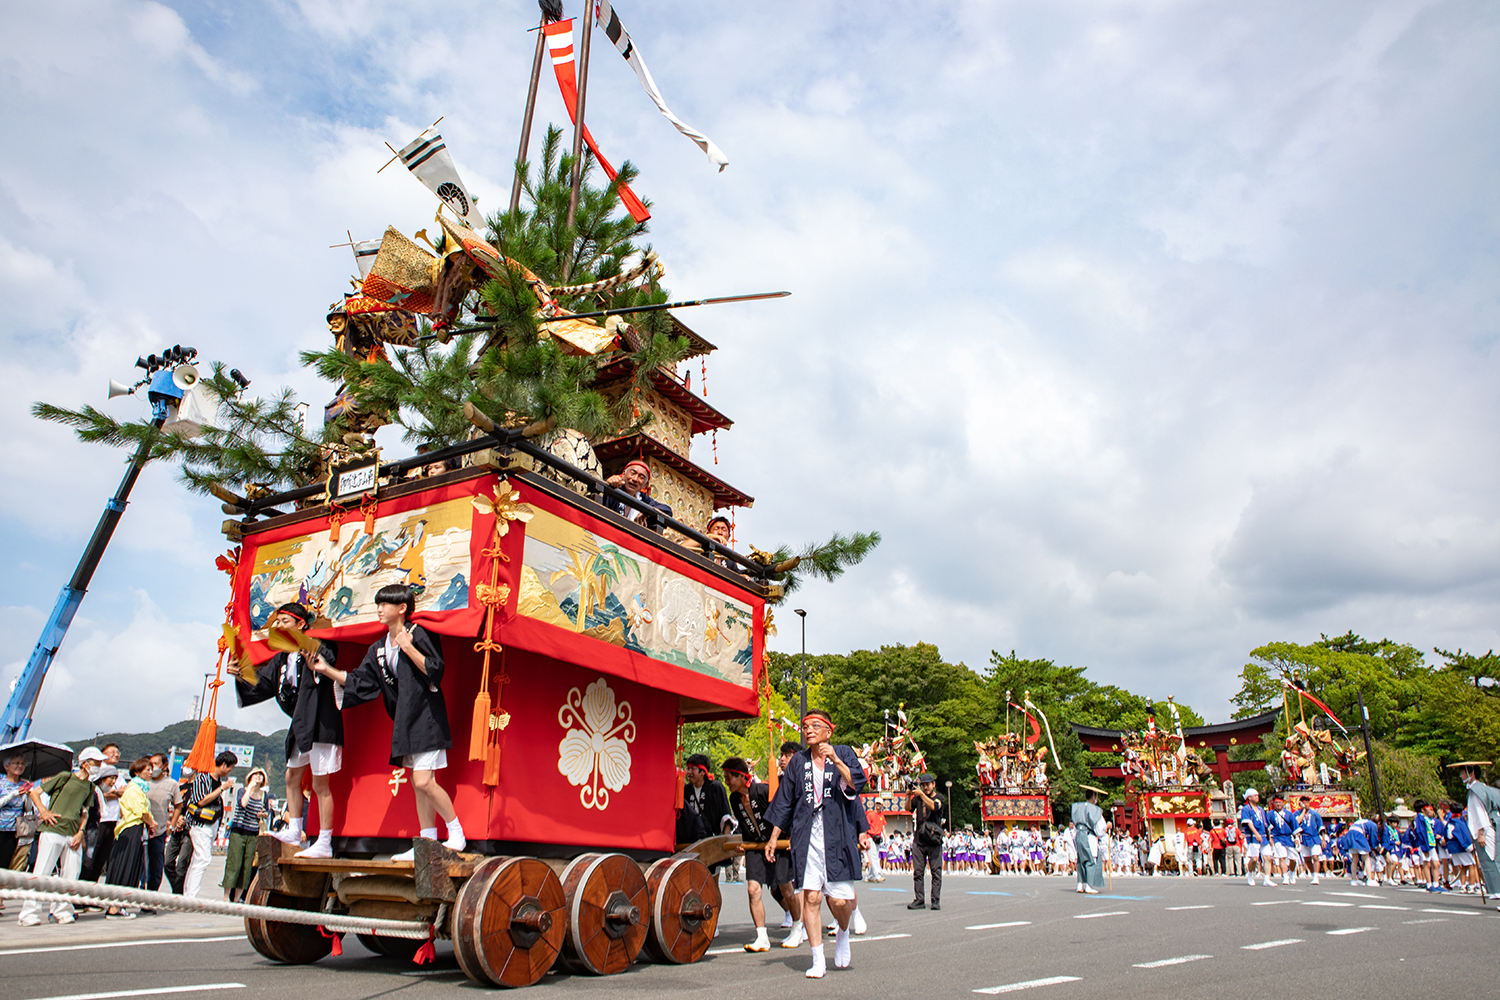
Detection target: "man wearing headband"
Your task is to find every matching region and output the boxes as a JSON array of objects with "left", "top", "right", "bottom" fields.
[
  {"left": 229, "top": 601, "right": 344, "bottom": 859},
  {"left": 764, "top": 709, "right": 867, "bottom": 979},
  {"left": 722, "top": 757, "right": 798, "bottom": 953},
  {"left": 1451, "top": 761, "right": 1500, "bottom": 902},
  {"left": 605, "top": 460, "right": 673, "bottom": 532},
  {"left": 676, "top": 753, "right": 733, "bottom": 853}
]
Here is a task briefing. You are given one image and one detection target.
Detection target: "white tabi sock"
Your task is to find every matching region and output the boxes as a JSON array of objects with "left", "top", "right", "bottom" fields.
[
  {"left": 443, "top": 820, "right": 466, "bottom": 852},
  {"left": 419, "top": 827, "right": 438, "bottom": 841},
  {"left": 833, "top": 928, "right": 851, "bottom": 968},
  {"left": 806, "top": 944, "right": 826, "bottom": 978}
]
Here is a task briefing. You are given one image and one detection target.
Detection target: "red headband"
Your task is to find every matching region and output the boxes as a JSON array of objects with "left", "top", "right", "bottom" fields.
[
  {"left": 722, "top": 766, "right": 752, "bottom": 779},
  {"left": 624, "top": 460, "right": 651, "bottom": 479},
  {"left": 802, "top": 713, "right": 835, "bottom": 731}
]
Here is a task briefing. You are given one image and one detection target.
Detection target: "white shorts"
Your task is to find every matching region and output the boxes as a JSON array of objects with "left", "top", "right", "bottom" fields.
[
  {"left": 1421, "top": 849, "right": 1439, "bottom": 863},
  {"left": 1243, "top": 841, "right": 1262, "bottom": 858},
  {"left": 1438, "top": 849, "right": 1450, "bottom": 860},
  {"left": 1272, "top": 843, "right": 1293, "bottom": 860},
  {"left": 1452, "top": 851, "right": 1474, "bottom": 866},
  {"left": 403, "top": 749, "right": 448, "bottom": 771},
  {"left": 286, "top": 743, "right": 342, "bottom": 775},
  {"left": 1300, "top": 844, "right": 1322, "bottom": 858}
]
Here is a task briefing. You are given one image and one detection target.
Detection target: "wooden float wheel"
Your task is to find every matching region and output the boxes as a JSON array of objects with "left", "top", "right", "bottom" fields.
[
  {"left": 641, "top": 856, "right": 720, "bottom": 964},
  {"left": 453, "top": 856, "right": 567, "bottom": 988},
  {"left": 557, "top": 853, "right": 649, "bottom": 975},
  {"left": 244, "top": 871, "right": 334, "bottom": 965}
]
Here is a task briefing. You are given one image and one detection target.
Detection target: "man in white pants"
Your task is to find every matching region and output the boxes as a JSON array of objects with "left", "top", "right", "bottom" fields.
[
  {"left": 18, "top": 748, "right": 106, "bottom": 926},
  {"left": 182, "top": 751, "right": 237, "bottom": 899}
]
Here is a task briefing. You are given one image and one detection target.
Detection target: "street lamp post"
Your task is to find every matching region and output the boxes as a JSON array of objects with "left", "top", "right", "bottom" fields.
[
  {"left": 945, "top": 780, "right": 953, "bottom": 828},
  {"left": 794, "top": 609, "right": 807, "bottom": 722}
]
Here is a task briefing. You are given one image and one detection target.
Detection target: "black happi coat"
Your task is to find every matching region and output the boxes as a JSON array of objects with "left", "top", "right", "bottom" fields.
[
  {"left": 727, "top": 781, "right": 774, "bottom": 842},
  {"left": 236, "top": 643, "right": 343, "bottom": 758},
  {"left": 342, "top": 625, "right": 451, "bottom": 765},
  {"left": 764, "top": 746, "right": 868, "bottom": 885},
  {"left": 676, "top": 777, "right": 732, "bottom": 845}
]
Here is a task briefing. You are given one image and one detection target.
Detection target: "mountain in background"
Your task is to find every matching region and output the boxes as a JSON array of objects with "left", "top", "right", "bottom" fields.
[{"left": 64, "top": 721, "right": 289, "bottom": 796}]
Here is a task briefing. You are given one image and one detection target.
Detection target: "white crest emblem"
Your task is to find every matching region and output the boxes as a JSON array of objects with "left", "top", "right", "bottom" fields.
[{"left": 557, "top": 678, "right": 636, "bottom": 810}]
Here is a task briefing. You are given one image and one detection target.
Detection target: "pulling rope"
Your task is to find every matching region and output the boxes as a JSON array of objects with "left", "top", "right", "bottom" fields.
[{"left": 0, "top": 869, "right": 434, "bottom": 940}]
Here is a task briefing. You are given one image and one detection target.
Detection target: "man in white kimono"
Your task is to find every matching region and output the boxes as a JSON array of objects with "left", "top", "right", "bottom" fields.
[{"left": 1451, "top": 761, "right": 1500, "bottom": 904}]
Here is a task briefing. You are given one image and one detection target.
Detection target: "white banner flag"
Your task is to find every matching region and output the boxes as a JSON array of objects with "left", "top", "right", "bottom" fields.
[
  {"left": 596, "top": 0, "right": 728, "bottom": 172},
  {"left": 352, "top": 238, "right": 381, "bottom": 278},
  {"left": 396, "top": 130, "right": 487, "bottom": 230}
]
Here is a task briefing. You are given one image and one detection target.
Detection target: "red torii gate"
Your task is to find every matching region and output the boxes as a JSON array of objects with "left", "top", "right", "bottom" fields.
[{"left": 1069, "top": 711, "right": 1279, "bottom": 836}]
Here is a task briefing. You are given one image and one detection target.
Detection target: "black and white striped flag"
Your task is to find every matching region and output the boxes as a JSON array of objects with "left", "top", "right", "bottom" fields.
[
  {"left": 396, "top": 130, "right": 486, "bottom": 230},
  {"left": 596, "top": 0, "right": 728, "bottom": 172}
]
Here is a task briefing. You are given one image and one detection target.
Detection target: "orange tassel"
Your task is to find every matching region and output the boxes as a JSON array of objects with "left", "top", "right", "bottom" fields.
[{"left": 469, "top": 689, "right": 491, "bottom": 763}]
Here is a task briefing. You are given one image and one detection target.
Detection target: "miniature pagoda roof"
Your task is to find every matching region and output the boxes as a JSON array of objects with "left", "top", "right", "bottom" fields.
[
  {"left": 669, "top": 314, "right": 716, "bottom": 360},
  {"left": 595, "top": 433, "right": 753, "bottom": 509},
  {"left": 1069, "top": 710, "right": 1281, "bottom": 752},
  {"left": 595, "top": 358, "right": 732, "bottom": 436}
]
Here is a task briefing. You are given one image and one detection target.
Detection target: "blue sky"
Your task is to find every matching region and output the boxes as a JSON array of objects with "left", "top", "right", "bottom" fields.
[{"left": 3, "top": 0, "right": 1499, "bottom": 741}]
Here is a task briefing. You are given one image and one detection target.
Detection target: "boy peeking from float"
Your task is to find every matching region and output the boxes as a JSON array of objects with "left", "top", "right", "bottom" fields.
[{"left": 313, "top": 583, "right": 465, "bottom": 859}]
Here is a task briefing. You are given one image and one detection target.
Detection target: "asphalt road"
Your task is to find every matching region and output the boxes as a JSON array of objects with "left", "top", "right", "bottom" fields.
[{"left": 2, "top": 872, "right": 1496, "bottom": 1000}]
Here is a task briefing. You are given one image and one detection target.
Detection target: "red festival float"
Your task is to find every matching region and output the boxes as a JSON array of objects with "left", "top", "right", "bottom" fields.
[{"left": 1069, "top": 703, "right": 1280, "bottom": 865}]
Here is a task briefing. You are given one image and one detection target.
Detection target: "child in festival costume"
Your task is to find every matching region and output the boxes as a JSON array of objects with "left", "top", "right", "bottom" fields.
[
  {"left": 231, "top": 602, "right": 342, "bottom": 858},
  {"left": 316, "top": 584, "right": 464, "bottom": 860}
]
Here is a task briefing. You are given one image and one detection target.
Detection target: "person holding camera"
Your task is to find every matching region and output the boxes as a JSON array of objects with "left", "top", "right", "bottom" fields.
[
  {"left": 182, "top": 751, "right": 237, "bottom": 899},
  {"left": 907, "top": 773, "right": 944, "bottom": 911}
]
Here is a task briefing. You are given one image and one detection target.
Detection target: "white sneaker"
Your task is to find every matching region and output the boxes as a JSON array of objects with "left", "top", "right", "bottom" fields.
[
  {"left": 833, "top": 929, "right": 851, "bottom": 969},
  {"left": 852, "top": 909, "right": 868, "bottom": 935},
  {"left": 781, "top": 922, "right": 806, "bottom": 948},
  {"left": 806, "top": 947, "right": 827, "bottom": 979},
  {"left": 54, "top": 914, "right": 75, "bottom": 925}
]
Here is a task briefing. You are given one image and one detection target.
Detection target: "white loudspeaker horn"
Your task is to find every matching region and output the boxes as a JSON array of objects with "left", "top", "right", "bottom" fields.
[
  {"left": 107, "top": 379, "right": 132, "bottom": 399},
  {"left": 171, "top": 362, "right": 200, "bottom": 390}
]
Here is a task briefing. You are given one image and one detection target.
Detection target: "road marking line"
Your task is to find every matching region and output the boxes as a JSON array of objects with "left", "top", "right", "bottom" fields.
[
  {"left": 1165, "top": 905, "right": 1213, "bottom": 910},
  {"left": 1325, "top": 891, "right": 1384, "bottom": 899},
  {"left": 1421, "top": 908, "right": 1479, "bottom": 916},
  {"left": 1301, "top": 901, "right": 1353, "bottom": 907},
  {"left": 974, "top": 976, "right": 1082, "bottom": 994},
  {"left": 1241, "top": 939, "right": 1303, "bottom": 951},
  {"left": 967, "top": 892, "right": 1016, "bottom": 896},
  {"left": 1403, "top": 918, "right": 1446, "bottom": 924},
  {"left": 23, "top": 985, "right": 245, "bottom": 1000},
  {"left": 1133, "top": 955, "right": 1212, "bottom": 968},
  {"left": 967, "top": 921, "right": 1031, "bottom": 930},
  {"left": 1327, "top": 927, "right": 1375, "bottom": 935},
  {"left": 1251, "top": 900, "right": 1294, "bottom": 905},
  {"left": 1073, "top": 911, "right": 1128, "bottom": 919},
  {"left": 1359, "top": 905, "right": 1409, "bottom": 911},
  {"left": 0, "top": 936, "right": 245, "bottom": 957},
  {"left": 704, "top": 932, "right": 909, "bottom": 956}
]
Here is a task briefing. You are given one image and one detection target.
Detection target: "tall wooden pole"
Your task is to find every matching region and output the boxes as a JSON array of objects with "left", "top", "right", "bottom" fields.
[
  {"left": 510, "top": 20, "right": 549, "bottom": 216},
  {"left": 565, "top": 0, "right": 594, "bottom": 232}
]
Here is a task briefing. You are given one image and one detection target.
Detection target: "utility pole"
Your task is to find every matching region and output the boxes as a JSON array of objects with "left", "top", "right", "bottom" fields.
[
  {"left": 794, "top": 609, "right": 808, "bottom": 722},
  {"left": 1358, "top": 691, "right": 1384, "bottom": 820}
]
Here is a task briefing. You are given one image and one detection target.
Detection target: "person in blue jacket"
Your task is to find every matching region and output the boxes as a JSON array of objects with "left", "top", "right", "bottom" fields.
[
  {"left": 1266, "top": 794, "right": 1297, "bottom": 884},
  {"left": 1442, "top": 801, "right": 1478, "bottom": 894},
  {"left": 1239, "top": 788, "right": 1272, "bottom": 887},
  {"left": 1411, "top": 800, "right": 1439, "bottom": 889},
  {"left": 1294, "top": 796, "right": 1325, "bottom": 885},
  {"left": 1346, "top": 814, "right": 1377, "bottom": 886}
]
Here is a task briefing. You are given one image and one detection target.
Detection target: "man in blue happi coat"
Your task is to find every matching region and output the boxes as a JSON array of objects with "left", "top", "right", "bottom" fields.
[{"left": 765, "top": 709, "right": 867, "bottom": 979}]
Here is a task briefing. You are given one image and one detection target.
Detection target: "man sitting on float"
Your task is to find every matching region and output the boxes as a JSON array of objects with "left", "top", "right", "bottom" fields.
[{"left": 604, "top": 460, "right": 672, "bottom": 532}]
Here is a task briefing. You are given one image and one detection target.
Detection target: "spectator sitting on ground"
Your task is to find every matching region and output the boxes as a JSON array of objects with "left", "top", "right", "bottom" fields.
[{"left": 604, "top": 461, "right": 672, "bottom": 532}]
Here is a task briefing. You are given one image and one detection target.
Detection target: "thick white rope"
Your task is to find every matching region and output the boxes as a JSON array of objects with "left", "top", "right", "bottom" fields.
[{"left": 0, "top": 869, "right": 433, "bottom": 940}]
